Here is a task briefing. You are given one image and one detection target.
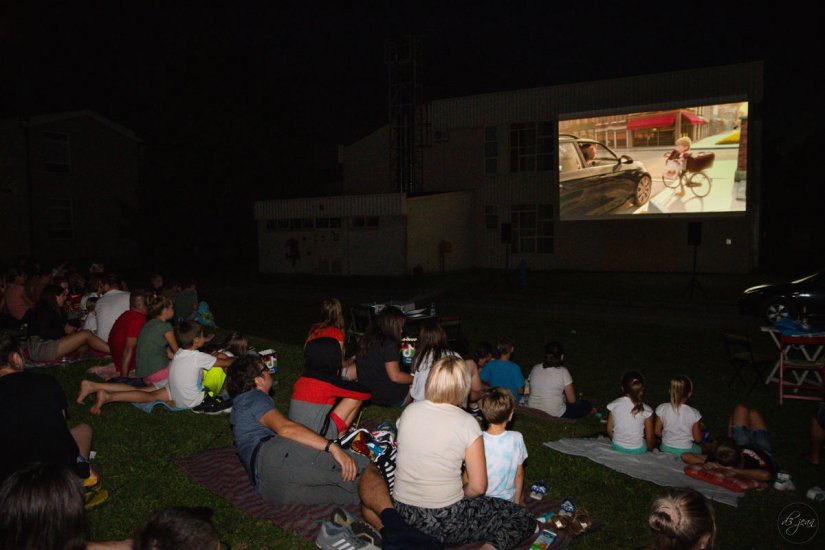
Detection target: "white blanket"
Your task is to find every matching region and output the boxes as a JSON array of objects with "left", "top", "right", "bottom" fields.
[{"left": 543, "top": 437, "right": 744, "bottom": 507}]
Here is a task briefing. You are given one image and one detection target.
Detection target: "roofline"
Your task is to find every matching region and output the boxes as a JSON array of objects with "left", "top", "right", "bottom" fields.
[{"left": 24, "top": 109, "right": 140, "bottom": 142}]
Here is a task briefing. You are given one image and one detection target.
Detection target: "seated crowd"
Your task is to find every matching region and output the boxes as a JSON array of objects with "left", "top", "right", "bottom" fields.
[{"left": 2, "top": 260, "right": 824, "bottom": 550}]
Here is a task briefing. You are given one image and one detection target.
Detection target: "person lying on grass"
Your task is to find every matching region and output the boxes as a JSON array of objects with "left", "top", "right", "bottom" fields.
[
  {"left": 290, "top": 337, "right": 371, "bottom": 439},
  {"left": 77, "top": 321, "right": 232, "bottom": 415},
  {"left": 681, "top": 404, "right": 776, "bottom": 482}
]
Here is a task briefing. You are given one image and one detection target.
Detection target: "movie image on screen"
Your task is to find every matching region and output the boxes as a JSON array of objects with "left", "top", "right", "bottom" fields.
[{"left": 558, "top": 102, "right": 747, "bottom": 219}]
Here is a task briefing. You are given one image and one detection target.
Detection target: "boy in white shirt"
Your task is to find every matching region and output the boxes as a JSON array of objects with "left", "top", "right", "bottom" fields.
[{"left": 479, "top": 387, "right": 528, "bottom": 503}]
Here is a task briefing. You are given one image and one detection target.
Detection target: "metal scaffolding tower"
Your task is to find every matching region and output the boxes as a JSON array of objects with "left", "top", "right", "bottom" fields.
[{"left": 385, "top": 35, "right": 429, "bottom": 194}]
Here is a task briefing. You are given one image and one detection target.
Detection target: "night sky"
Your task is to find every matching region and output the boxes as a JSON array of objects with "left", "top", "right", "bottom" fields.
[{"left": 1, "top": 2, "right": 820, "bottom": 267}]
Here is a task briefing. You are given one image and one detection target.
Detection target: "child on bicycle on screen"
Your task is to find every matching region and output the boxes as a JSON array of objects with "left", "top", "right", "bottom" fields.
[{"left": 665, "top": 136, "right": 693, "bottom": 196}]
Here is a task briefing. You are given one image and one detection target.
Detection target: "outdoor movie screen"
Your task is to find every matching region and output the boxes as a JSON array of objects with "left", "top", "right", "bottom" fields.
[{"left": 558, "top": 102, "right": 748, "bottom": 220}]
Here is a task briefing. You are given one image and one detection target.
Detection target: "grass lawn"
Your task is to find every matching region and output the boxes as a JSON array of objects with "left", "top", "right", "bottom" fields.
[{"left": 50, "top": 271, "right": 824, "bottom": 549}]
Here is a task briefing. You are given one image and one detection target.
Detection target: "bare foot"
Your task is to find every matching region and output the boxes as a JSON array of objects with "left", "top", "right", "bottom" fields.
[
  {"left": 90, "top": 390, "right": 109, "bottom": 415},
  {"left": 675, "top": 190, "right": 685, "bottom": 197},
  {"left": 77, "top": 380, "right": 97, "bottom": 404}
]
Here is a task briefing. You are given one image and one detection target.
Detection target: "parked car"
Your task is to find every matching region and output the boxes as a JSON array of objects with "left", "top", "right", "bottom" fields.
[
  {"left": 737, "top": 271, "right": 825, "bottom": 323},
  {"left": 558, "top": 134, "right": 652, "bottom": 218}
]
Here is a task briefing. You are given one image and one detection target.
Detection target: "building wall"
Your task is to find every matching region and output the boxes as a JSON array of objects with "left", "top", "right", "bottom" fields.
[
  {"left": 341, "top": 62, "right": 763, "bottom": 273},
  {"left": 406, "top": 192, "right": 473, "bottom": 273},
  {"left": 0, "top": 119, "right": 31, "bottom": 260},
  {"left": 26, "top": 115, "right": 141, "bottom": 266},
  {"left": 342, "top": 126, "right": 392, "bottom": 195}
]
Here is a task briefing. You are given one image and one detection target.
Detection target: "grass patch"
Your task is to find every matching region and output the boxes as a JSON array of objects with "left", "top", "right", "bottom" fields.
[{"left": 45, "top": 272, "right": 824, "bottom": 548}]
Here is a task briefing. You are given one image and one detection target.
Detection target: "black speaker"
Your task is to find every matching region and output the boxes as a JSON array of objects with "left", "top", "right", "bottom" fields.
[
  {"left": 687, "top": 222, "right": 702, "bottom": 246},
  {"left": 500, "top": 223, "right": 512, "bottom": 244}
]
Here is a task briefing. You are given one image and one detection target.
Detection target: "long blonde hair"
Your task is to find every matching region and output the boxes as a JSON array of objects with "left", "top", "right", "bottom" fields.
[{"left": 669, "top": 375, "right": 693, "bottom": 412}]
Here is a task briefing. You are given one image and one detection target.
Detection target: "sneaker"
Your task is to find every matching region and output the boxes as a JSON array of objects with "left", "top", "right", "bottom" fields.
[
  {"left": 315, "top": 520, "right": 380, "bottom": 550},
  {"left": 351, "top": 520, "right": 382, "bottom": 547},
  {"left": 192, "top": 394, "right": 232, "bottom": 415}
]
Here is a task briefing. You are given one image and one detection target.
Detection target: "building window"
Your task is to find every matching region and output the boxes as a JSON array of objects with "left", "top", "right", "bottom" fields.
[
  {"left": 352, "top": 216, "right": 379, "bottom": 229},
  {"left": 510, "top": 122, "right": 553, "bottom": 172},
  {"left": 511, "top": 204, "right": 553, "bottom": 254},
  {"left": 315, "top": 217, "right": 342, "bottom": 229},
  {"left": 484, "top": 126, "right": 497, "bottom": 174},
  {"left": 42, "top": 132, "right": 70, "bottom": 173},
  {"left": 484, "top": 205, "right": 498, "bottom": 229},
  {"left": 46, "top": 198, "right": 74, "bottom": 240}
]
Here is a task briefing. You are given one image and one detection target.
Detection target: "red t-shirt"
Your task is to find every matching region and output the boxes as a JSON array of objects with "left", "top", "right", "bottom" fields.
[{"left": 108, "top": 310, "right": 147, "bottom": 373}]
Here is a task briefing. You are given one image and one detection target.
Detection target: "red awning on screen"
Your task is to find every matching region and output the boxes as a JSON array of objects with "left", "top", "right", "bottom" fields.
[
  {"left": 627, "top": 114, "right": 675, "bottom": 130},
  {"left": 682, "top": 112, "right": 707, "bottom": 125}
]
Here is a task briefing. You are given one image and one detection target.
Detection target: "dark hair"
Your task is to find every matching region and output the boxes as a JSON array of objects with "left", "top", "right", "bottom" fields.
[
  {"left": 479, "top": 387, "right": 516, "bottom": 424},
  {"left": 0, "top": 463, "right": 88, "bottom": 550},
  {"left": 85, "top": 274, "right": 103, "bottom": 294},
  {"left": 226, "top": 355, "right": 264, "bottom": 398},
  {"left": 145, "top": 294, "right": 173, "bottom": 319},
  {"left": 174, "top": 321, "right": 202, "bottom": 350},
  {"left": 496, "top": 336, "right": 515, "bottom": 357},
  {"left": 316, "top": 298, "right": 344, "bottom": 330},
  {"left": 0, "top": 332, "right": 22, "bottom": 368},
  {"left": 648, "top": 488, "right": 716, "bottom": 550},
  {"left": 358, "top": 306, "right": 405, "bottom": 356},
  {"left": 37, "top": 284, "right": 65, "bottom": 311},
  {"left": 129, "top": 289, "right": 151, "bottom": 310},
  {"left": 4, "top": 267, "right": 26, "bottom": 284},
  {"left": 102, "top": 273, "right": 121, "bottom": 290},
  {"left": 411, "top": 320, "right": 449, "bottom": 374},
  {"left": 708, "top": 437, "right": 740, "bottom": 467},
  {"left": 132, "top": 506, "right": 218, "bottom": 550},
  {"left": 473, "top": 341, "right": 493, "bottom": 362},
  {"left": 222, "top": 331, "right": 249, "bottom": 357},
  {"left": 621, "top": 370, "right": 646, "bottom": 416},
  {"left": 542, "top": 341, "right": 564, "bottom": 368}
]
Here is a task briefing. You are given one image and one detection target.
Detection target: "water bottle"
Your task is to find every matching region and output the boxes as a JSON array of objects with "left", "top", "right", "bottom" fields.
[{"left": 429, "top": 302, "right": 436, "bottom": 317}]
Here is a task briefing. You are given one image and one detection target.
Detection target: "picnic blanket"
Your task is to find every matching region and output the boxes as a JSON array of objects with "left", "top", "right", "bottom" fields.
[
  {"left": 132, "top": 400, "right": 188, "bottom": 414},
  {"left": 23, "top": 347, "right": 111, "bottom": 369},
  {"left": 174, "top": 445, "right": 598, "bottom": 549},
  {"left": 543, "top": 437, "right": 746, "bottom": 506}
]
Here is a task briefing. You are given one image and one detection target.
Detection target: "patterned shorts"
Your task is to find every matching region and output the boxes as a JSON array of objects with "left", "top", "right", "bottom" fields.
[{"left": 395, "top": 496, "right": 536, "bottom": 550}]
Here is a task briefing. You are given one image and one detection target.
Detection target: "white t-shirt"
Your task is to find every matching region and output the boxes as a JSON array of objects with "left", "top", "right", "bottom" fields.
[
  {"left": 410, "top": 350, "right": 460, "bottom": 402},
  {"left": 167, "top": 349, "right": 217, "bottom": 408},
  {"left": 94, "top": 289, "right": 130, "bottom": 341},
  {"left": 394, "top": 400, "right": 482, "bottom": 509},
  {"left": 527, "top": 364, "right": 573, "bottom": 417},
  {"left": 655, "top": 402, "right": 702, "bottom": 450},
  {"left": 483, "top": 430, "right": 528, "bottom": 501},
  {"left": 607, "top": 396, "right": 653, "bottom": 450}
]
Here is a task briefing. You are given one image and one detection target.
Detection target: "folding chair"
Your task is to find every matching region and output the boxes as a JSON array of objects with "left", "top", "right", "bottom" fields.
[
  {"left": 778, "top": 334, "right": 825, "bottom": 404},
  {"left": 722, "top": 331, "right": 773, "bottom": 394}
]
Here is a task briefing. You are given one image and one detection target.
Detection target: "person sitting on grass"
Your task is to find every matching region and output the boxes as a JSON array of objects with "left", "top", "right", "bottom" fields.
[
  {"left": 290, "top": 337, "right": 371, "bottom": 439},
  {"left": 479, "top": 336, "right": 525, "bottom": 400},
  {"left": 681, "top": 404, "right": 776, "bottom": 482},
  {"left": 351, "top": 306, "right": 412, "bottom": 407},
  {"left": 655, "top": 375, "right": 705, "bottom": 456},
  {"left": 306, "top": 298, "right": 346, "bottom": 349},
  {"left": 0, "top": 333, "right": 95, "bottom": 484},
  {"left": 527, "top": 341, "right": 593, "bottom": 419},
  {"left": 646, "top": 487, "right": 716, "bottom": 550},
  {"left": 607, "top": 370, "right": 654, "bottom": 454},
  {"left": 134, "top": 294, "right": 178, "bottom": 385},
  {"left": 174, "top": 279, "right": 198, "bottom": 323},
  {"left": 77, "top": 321, "right": 232, "bottom": 415},
  {"left": 479, "top": 387, "right": 528, "bottom": 504},
  {"left": 25, "top": 284, "right": 110, "bottom": 362},
  {"left": 107, "top": 290, "right": 150, "bottom": 378},
  {"left": 409, "top": 319, "right": 459, "bottom": 402}
]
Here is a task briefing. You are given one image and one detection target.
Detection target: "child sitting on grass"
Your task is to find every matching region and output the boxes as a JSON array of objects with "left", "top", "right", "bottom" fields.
[
  {"left": 655, "top": 375, "right": 704, "bottom": 456},
  {"left": 607, "top": 370, "right": 654, "bottom": 454},
  {"left": 479, "top": 387, "right": 528, "bottom": 504},
  {"left": 77, "top": 321, "right": 233, "bottom": 414},
  {"left": 681, "top": 404, "right": 776, "bottom": 482},
  {"left": 134, "top": 294, "right": 177, "bottom": 385},
  {"left": 479, "top": 336, "right": 525, "bottom": 399}
]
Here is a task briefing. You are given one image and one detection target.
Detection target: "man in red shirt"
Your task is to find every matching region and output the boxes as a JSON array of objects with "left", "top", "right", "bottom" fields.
[{"left": 108, "top": 290, "right": 149, "bottom": 377}]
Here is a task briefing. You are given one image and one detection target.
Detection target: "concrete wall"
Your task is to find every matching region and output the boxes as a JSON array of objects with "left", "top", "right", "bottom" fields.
[
  {"left": 26, "top": 115, "right": 141, "bottom": 266},
  {"left": 0, "top": 119, "right": 32, "bottom": 260},
  {"left": 342, "top": 126, "right": 392, "bottom": 195},
  {"left": 422, "top": 128, "right": 484, "bottom": 193},
  {"left": 406, "top": 192, "right": 473, "bottom": 273}
]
